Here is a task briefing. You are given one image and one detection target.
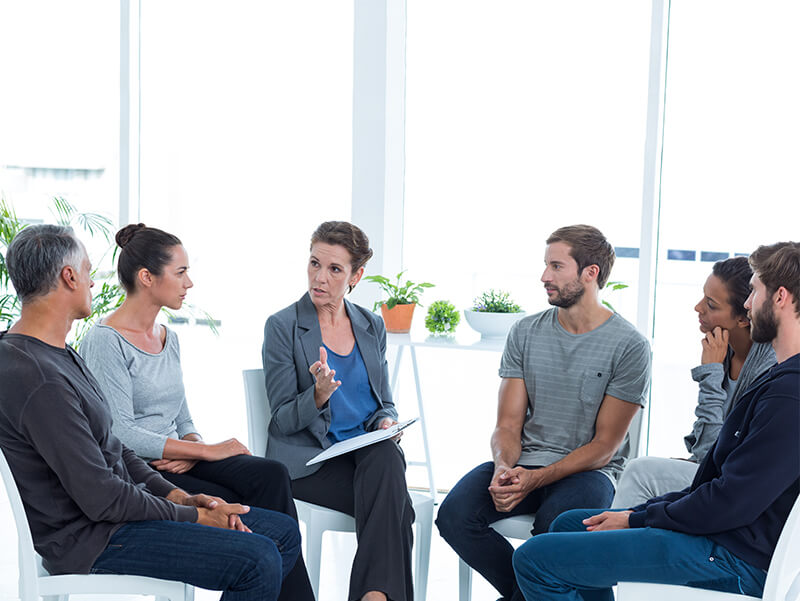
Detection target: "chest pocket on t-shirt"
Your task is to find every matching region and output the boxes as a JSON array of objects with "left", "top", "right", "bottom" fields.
[{"left": 579, "top": 370, "right": 611, "bottom": 405}]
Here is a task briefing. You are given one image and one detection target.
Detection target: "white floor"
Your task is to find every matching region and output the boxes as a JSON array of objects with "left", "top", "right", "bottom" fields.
[{"left": 0, "top": 490, "right": 509, "bottom": 601}]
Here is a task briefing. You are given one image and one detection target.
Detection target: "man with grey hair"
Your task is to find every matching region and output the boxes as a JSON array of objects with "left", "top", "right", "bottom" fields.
[{"left": 0, "top": 224, "right": 300, "bottom": 601}]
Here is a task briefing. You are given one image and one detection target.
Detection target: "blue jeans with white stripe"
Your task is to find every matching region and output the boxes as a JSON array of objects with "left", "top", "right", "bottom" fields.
[{"left": 512, "top": 509, "right": 766, "bottom": 601}]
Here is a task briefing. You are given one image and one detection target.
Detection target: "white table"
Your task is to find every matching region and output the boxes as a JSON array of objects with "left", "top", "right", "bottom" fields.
[{"left": 387, "top": 332, "right": 507, "bottom": 501}]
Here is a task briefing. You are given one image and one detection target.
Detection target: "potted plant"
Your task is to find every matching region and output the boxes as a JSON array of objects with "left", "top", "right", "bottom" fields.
[
  {"left": 363, "top": 271, "right": 434, "bottom": 333},
  {"left": 464, "top": 289, "right": 526, "bottom": 339},
  {"left": 425, "top": 300, "right": 460, "bottom": 337}
]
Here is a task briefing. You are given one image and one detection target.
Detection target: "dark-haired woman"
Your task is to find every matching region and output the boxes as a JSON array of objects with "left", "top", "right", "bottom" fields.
[
  {"left": 262, "top": 221, "right": 414, "bottom": 601},
  {"left": 80, "top": 224, "right": 314, "bottom": 601},
  {"left": 612, "top": 256, "right": 776, "bottom": 508}
]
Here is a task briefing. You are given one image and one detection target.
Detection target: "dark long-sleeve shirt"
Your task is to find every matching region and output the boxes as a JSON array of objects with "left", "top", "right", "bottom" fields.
[
  {"left": 0, "top": 332, "right": 197, "bottom": 575},
  {"left": 629, "top": 352, "right": 800, "bottom": 570}
]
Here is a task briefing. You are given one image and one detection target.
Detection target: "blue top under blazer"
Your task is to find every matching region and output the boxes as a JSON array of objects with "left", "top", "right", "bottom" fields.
[{"left": 261, "top": 293, "right": 398, "bottom": 479}]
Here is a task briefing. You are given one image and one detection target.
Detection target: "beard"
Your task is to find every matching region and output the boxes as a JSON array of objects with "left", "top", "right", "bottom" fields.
[
  {"left": 547, "top": 278, "right": 586, "bottom": 308},
  {"left": 750, "top": 300, "right": 779, "bottom": 343}
]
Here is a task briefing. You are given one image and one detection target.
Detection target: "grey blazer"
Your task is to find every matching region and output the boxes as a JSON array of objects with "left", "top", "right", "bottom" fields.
[{"left": 261, "top": 293, "right": 398, "bottom": 479}]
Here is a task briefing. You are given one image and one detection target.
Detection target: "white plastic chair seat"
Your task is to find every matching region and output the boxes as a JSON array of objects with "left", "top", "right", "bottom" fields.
[
  {"left": 488, "top": 514, "right": 535, "bottom": 539},
  {"left": 0, "top": 448, "right": 193, "bottom": 601},
  {"left": 37, "top": 573, "right": 193, "bottom": 599},
  {"left": 617, "top": 582, "right": 759, "bottom": 600}
]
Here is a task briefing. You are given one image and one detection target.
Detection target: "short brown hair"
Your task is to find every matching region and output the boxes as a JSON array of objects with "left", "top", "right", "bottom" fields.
[
  {"left": 546, "top": 224, "right": 615, "bottom": 288},
  {"left": 310, "top": 221, "right": 374, "bottom": 282},
  {"left": 749, "top": 241, "right": 800, "bottom": 317}
]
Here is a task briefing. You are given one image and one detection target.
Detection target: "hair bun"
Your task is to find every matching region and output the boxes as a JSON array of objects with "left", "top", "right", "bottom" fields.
[{"left": 115, "top": 223, "right": 147, "bottom": 248}]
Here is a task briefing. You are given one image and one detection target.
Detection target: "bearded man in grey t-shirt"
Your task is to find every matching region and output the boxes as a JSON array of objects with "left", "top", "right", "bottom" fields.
[{"left": 437, "top": 224, "right": 651, "bottom": 601}]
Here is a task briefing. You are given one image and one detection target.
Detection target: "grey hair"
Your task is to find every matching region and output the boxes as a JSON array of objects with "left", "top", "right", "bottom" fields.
[{"left": 5, "top": 224, "right": 84, "bottom": 303}]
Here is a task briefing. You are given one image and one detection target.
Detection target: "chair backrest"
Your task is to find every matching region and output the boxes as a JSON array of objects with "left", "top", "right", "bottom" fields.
[
  {"left": 0, "top": 447, "right": 45, "bottom": 598},
  {"left": 762, "top": 492, "right": 800, "bottom": 601},
  {"left": 242, "top": 368, "right": 271, "bottom": 457}
]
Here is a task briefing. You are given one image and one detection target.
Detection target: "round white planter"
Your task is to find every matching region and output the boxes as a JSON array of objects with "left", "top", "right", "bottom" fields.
[{"left": 463, "top": 309, "right": 526, "bottom": 339}]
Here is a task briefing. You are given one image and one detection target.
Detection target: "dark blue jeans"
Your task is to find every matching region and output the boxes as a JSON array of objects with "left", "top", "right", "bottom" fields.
[
  {"left": 436, "top": 462, "right": 615, "bottom": 601},
  {"left": 160, "top": 455, "right": 314, "bottom": 601},
  {"left": 91, "top": 507, "right": 301, "bottom": 601},
  {"left": 512, "top": 509, "right": 766, "bottom": 601}
]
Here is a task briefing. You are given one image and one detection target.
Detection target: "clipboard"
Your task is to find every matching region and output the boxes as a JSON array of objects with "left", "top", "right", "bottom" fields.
[{"left": 306, "top": 417, "right": 419, "bottom": 466}]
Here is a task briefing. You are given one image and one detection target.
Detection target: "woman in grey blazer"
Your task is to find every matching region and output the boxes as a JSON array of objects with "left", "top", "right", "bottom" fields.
[{"left": 262, "top": 221, "right": 414, "bottom": 601}]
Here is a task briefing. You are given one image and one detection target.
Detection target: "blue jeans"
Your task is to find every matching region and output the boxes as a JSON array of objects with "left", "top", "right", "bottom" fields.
[
  {"left": 436, "top": 462, "right": 615, "bottom": 601},
  {"left": 91, "top": 507, "right": 301, "bottom": 601},
  {"left": 512, "top": 509, "right": 766, "bottom": 601}
]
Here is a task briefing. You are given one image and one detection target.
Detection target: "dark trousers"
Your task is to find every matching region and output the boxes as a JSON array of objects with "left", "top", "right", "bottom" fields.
[
  {"left": 436, "top": 461, "right": 615, "bottom": 601},
  {"left": 160, "top": 455, "right": 314, "bottom": 601},
  {"left": 92, "top": 507, "right": 300, "bottom": 601},
  {"left": 291, "top": 440, "right": 415, "bottom": 601}
]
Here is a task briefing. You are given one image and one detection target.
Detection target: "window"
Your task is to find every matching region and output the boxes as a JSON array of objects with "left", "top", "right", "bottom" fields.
[
  {"left": 0, "top": 0, "right": 119, "bottom": 253},
  {"left": 648, "top": 0, "right": 800, "bottom": 456},
  {"left": 402, "top": 0, "right": 652, "bottom": 489},
  {"left": 138, "top": 1, "right": 354, "bottom": 442}
]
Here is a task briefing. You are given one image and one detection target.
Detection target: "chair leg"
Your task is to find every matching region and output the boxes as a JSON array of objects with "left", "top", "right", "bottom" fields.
[
  {"left": 458, "top": 557, "right": 473, "bottom": 601},
  {"left": 304, "top": 519, "right": 324, "bottom": 601},
  {"left": 413, "top": 502, "right": 434, "bottom": 601}
]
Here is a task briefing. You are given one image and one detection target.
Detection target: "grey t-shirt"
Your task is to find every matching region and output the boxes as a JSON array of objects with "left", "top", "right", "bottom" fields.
[
  {"left": 80, "top": 324, "right": 197, "bottom": 461},
  {"left": 499, "top": 308, "right": 651, "bottom": 482}
]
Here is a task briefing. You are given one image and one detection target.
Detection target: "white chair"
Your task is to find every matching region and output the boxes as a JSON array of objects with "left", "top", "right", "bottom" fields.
[
  {"left": 458, "top": 514, "right": 535, "bottom": 601},
  {"left": 618, "top": 492, "right": 800, "bottom": 601},
  {"left": 243, "top": 368, "right": 434, "bottom": 601},
  {"left": 0, "top": 448, "right": 193, "bottom": 601}
]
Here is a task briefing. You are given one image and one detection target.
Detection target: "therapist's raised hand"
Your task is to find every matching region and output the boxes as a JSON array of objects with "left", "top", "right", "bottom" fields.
[{"left": 310, "top": 346, "right": 341, "bottom": 407}]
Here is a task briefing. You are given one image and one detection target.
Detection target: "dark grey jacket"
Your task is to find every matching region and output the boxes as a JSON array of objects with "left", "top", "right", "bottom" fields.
[{"left": 261, "top": 293, "right": 397, "bottom": 479}]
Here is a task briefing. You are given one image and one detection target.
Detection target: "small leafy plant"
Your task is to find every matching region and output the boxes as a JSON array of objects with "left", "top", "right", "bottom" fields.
[
  {"left": 472, "top": 289, "right": 522, "bottom": 313},
  {"left": 364, "top": 271, "right": 434, "bottom": 311},
  {"left": 425, "top": 300, "right": 460, "bottom": 335}
]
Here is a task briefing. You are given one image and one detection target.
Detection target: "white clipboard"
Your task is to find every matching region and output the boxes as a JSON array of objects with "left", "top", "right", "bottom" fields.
[{"left": 306, "top": 417, "right": 419, "bottom": 466}]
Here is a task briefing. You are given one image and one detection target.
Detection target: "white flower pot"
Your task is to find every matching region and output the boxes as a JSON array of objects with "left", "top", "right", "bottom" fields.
[{"left": 463, "top": 309, "right": 526, "bottom": 339}]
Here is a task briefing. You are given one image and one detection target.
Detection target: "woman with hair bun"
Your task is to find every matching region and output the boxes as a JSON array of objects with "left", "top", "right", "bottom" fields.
[
  {"left": 263, "top": 221, "right": 414, "bottom": 601},
  {"left": 80, "top": 223, "right": 314, "bottom": 601}
]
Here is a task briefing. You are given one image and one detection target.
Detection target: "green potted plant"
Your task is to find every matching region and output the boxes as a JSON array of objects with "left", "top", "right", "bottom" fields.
[
  {"left": 425, "top": 300, "right": 460, "bottom": 336},
  {"left": 363, "top": 271, "right": 434, "bottom": 333},
  {"left": 464, "top": 289, "right": 526, "bottom": 339}
]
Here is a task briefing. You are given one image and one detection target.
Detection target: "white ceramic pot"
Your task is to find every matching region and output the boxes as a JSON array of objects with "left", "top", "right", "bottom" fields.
[{"left": 463, "top": 309, "right": 526, "bottom": 339}]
